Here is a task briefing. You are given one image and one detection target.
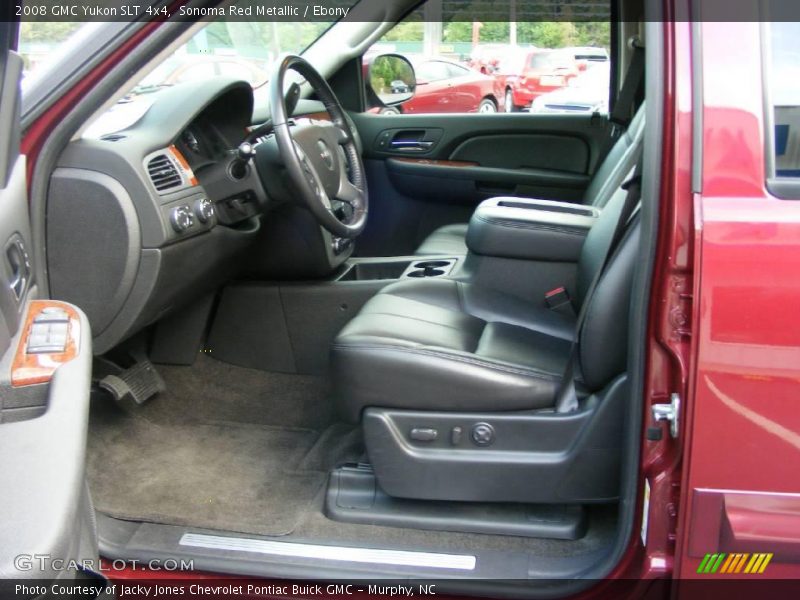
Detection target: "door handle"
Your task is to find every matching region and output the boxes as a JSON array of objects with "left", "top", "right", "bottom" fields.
[
  {"left": 378, "top": 129, "right": 442, "bottom": 154},
  {"left": 389, "top": 140, "right": 434, "bottom": 151}
]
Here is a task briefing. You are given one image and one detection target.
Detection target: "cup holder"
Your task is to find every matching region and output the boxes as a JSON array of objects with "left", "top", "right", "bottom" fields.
[
  {"left": 407, "top": 268, "right": 446, "bottom": 278},
  {"left": 405, "top": 259, "right": 454, "bottom": 278},
  {"left": 414, "top": 260, "right": 450, "bottom": 269}
]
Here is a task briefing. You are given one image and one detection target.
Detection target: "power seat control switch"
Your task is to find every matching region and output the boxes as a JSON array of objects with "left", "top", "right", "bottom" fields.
[
  {"left": 409, "top": 428, "right": 438, "bottom": 442},
  {"left": 27, "top": 309, "right": 70, "bottom": 354},
  {"left": 471, "top": 422, "right": 495, "bottom": 446},
  {"left": 170, "top": 205, "right": 194, "bottom": 232}
]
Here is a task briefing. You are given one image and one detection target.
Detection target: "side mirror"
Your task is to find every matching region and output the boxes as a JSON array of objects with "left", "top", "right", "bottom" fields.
[{"left": 366, "top": 54, "right": 416, "bottom": 107}]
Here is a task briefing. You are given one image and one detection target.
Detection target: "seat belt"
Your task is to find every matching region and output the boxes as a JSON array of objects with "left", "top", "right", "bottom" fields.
[
  {"left": 554, "top": 157, "right": 644, "bottom": 413},
  {"left": 610, "top": 41, "right": 645, "bottom": 133}
]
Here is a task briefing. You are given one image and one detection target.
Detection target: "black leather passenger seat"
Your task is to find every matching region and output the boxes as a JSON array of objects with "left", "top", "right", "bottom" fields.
[
  {"left": 330, "top": 161, "right": 643, "bottom": 504},
  {"left": 332, "top": 185, "right": 640, "bottom": 422},
  {"left": 331, "top": 277, "right": 575, "bottom": 422}
]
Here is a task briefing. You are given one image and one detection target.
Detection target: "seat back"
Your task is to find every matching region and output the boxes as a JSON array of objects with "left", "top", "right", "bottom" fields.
[
  {"left": 573, "top": 182, "right": 642, "bottom": 390},
  {"left": 584, "top": 104, "right": 646, "bottom": 208}
]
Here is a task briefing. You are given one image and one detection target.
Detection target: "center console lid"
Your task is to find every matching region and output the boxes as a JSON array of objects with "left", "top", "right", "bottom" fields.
[{"left": 466, "top": 197, "right": 599, "bottom": 262}]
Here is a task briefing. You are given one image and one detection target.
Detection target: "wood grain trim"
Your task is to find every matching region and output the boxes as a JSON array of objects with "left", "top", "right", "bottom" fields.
[
  {"left": 168, "top": 145, "right": 199, "bottom": 187},
  {"left": 11, "top": 300, "right": 81, "bottom": 388},
  {"left": 299, "top": 111, "right": 331, "bottom": 122},
  {"left": 392, "top": 158, "right": 480, "bottom": 168}
]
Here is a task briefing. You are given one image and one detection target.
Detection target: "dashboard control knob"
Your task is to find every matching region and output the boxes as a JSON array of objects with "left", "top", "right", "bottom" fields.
[
  {"left": 170, "top": 205, "right": 193, "bottom": 232},
  {"left": 194, "top": 197, "right": 215, "bottom": 223}
]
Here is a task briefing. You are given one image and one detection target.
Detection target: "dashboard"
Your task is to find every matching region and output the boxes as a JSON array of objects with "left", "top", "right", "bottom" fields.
[{"left": 45, "top": 78, "right": 273, "bottom": 353}]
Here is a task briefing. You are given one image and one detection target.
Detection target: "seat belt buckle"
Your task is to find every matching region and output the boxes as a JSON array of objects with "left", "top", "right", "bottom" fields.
[{"left": 545, "top": 287, "right": 576, "bottom": 317}]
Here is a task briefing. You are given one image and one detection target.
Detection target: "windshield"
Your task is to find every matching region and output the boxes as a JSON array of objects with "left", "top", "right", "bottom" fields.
[
  {"left": 80, "top": 14, "right": 346, "bottom": 139},
  {"left": 20, "top": 13, "right": 344, "bottom": 101},
  {"left": 130, "top": 20, "right": 336, "bottom": 97}
]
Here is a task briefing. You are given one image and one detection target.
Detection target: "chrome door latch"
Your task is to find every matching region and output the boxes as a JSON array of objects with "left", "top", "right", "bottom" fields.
[{"left": 652, "top": 393, "right": 680, "bottom": 438}]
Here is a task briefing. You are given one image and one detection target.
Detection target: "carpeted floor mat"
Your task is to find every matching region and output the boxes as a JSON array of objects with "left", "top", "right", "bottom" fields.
[
  {"left": 87, "top": 356, "right": 361, "bottom": 537},
  {"left": 87, "top": 356, "right": 618, "bottom": 556},
  {"left": 136, "top": 355, "right": 334, "bottom": 430}
]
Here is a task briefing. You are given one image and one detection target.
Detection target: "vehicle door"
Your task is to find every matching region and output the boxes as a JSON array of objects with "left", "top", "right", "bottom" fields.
[
  {"left": 0, "top": 15, "right": 101, "bottom": 592},
  {"left": 673, "top": 18, "right": 800, "bottom": 581}
]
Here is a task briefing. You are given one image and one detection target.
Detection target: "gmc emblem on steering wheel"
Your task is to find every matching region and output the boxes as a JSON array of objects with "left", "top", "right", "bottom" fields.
[{"left": 317, "top": 140, "right": 335, "bottom": 170}]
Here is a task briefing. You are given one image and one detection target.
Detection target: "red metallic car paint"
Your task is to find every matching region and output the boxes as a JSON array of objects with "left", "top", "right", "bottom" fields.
[
  {"left": 402, "top": 63, "right": 497, "bottom": 113},
  {"left": 674, "top": 20, "right": 800, "bottom": 579},
  {"left": 497, "top": 49, "right": 579, "bottom": 110}
]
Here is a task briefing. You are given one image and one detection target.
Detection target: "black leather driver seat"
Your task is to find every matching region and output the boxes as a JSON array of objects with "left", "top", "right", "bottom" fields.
[{"left": 332, "top": 186, "right": 640, "bottom": 423}]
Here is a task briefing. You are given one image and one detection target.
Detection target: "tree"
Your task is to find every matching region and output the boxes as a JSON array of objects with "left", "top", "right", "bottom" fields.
[
  {"left": 573, "top": 22, "right": 611, "bottom": 49},
  {"left": 383, "top": 21, "right": 424, "bottom": 42},
  {"left": 19, "top": 22, "right": 83, "bottom": 45}
]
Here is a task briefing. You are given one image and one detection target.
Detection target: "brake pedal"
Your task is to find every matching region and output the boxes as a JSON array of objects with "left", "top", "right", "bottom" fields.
[{"left": 99, "top": 360, "right": 165, "bottom": 405}]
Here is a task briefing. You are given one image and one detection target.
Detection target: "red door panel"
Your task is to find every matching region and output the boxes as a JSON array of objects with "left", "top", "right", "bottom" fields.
[{"left": 675, "top": 20, "right": 800, "bottom": 580}]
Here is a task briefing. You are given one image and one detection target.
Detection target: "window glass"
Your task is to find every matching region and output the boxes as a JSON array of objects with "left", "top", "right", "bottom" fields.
[
  {"left": 416, "top": 61, "right": 452, "bottom": 82},
  {"left": 447, "top": 63, "right": 470, "bottom": 77},
  {"left": 366, "top": 1, "right": 611, "bottom": 116},
  {"left": 19, "top": 22, "right": 89, "bottom": 90},
  {"left": 529, "top": 53, "right": 553, "bottom": 69},
  {"left": 767, "top": 21, "right": 800, "bottom": 178},
  {"left": 134, "top": 20, "right": 335, "bottom": 93}
]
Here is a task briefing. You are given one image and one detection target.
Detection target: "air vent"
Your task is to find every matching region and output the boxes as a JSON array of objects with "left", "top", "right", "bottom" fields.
[{"left": 147, "top": 154, "right": 182, "bottom": 192}]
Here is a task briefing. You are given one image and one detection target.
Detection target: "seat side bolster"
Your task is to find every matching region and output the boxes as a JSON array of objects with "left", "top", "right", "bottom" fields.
[
  {"left": 579, "top": 223, "right": 641, "bottom": 391},
  {"left": 414, "top": 223, "right": 469, "bottom": 256},
  {"left": 331, "top": 342, "right": 561, "bottom": 423}
]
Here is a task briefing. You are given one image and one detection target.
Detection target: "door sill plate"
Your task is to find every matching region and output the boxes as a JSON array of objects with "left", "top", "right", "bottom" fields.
[{"left": 179, "top": 533, "right": 476, "bottom": 570}]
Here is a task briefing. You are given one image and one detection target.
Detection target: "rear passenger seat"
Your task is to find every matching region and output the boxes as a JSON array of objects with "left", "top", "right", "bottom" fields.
[{"left": 414, "top": 105, "right": 646, "bottom": 256}]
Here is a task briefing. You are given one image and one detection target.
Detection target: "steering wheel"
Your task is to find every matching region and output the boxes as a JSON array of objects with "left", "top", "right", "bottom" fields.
[{"left": 269, "top": 54, "right": 368, "bottom": 238}]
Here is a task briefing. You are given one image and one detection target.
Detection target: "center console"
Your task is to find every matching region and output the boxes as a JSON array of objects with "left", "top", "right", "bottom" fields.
[
  {"left": 206, "top": 254, "right": 463, "bottom": 376},
  {"left": 337, "top": 257, "right": 458, "bottom": 281},
  {"left": 453, "top": 196, "right": 601, "bottom": 304},
  {"left": 466, "top": 196, "right": 599, "bottom": 262}
]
